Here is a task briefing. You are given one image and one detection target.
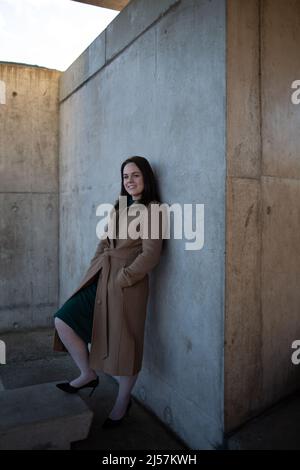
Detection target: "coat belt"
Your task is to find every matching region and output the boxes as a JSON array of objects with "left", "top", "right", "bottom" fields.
[{"left": 102, "top": 246, "right": 141, "bottom": 259}]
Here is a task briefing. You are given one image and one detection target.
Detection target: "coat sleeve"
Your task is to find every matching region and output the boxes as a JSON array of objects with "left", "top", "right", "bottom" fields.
[
  {"left": 116, "top": 202, "right": 167, "bottom": 288},
  {"left": 89, "top": 236, "right": 109, "bottom": 264},
  {"left": 87, "top": 207, "right": 115, "bottom": 265}
]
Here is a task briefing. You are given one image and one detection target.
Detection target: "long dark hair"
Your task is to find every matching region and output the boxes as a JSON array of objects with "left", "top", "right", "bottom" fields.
[{"left": 113, "top": 156, "right": 161, "bottom": 210}]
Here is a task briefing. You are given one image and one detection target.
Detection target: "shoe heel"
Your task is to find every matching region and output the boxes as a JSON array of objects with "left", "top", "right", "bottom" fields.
[
  {"left": 89, "top": 385, "right": 97, "bottom": 397},
  {"left": 126, "top": 398, "right": 132, "bottom": 415}
]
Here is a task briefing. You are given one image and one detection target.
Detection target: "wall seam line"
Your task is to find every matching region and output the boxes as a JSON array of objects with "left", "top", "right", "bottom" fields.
[{"left": 258, "top": 0, "right": 264, "bottom": 404}]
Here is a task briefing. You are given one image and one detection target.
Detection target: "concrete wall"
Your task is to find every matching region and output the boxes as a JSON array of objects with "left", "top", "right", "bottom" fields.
[
  {"left": 225, "top": 0, "right": 300, "bottom": 432},
  {"left": 2, "top": 0, "right": 298, "bottom": 448},
  {"left": 59, "top": 0, "right": 226, "bottom": 449},
  {"left": 0, "top": 63, "right": 60, "bottom": 332}
]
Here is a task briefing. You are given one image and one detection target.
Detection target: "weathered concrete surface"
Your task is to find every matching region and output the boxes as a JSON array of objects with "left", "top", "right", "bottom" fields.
[
  {"left": 1, "top": 357, "right": 187, "bottom": 450},
  {"left": 262, "top": 0, "right": 300, "bottom": 179},
  {"left": 261, "top": 177, "right": 300, "bottom": 404},
  {"left": 59, "top": 32, "right": 106, "bottom": 101},
  {"left": 0, "top": 329, "right": 187, "bottom": 450},
  {"left": 0, "top": 382, "right": 93, "bottom": 450},
  {"left": 105, "top": 0, "right": 181, "bottom": 61},
  {"left": 0, "top": 63, "right": 61, "bottom": 332},
  {"left": 227, "top": 391, "right": 300, "bottom": 450},
  {"left": 260, "top": 0, "right": 300, "bottom": 408},
  {"left": 226, "top": 0, "right": 261, "bottom": 179},
  {"left": 225, "top": 177, "right": 262, "bottom": 429},
  {"left": 0, "top": 328, "right": 60, "bottom": 364},
  {"left": 2, "top": 330, "right": 300, "bottom": 450},
  {"left": 0, "top": 63, "right": 60, "bottom": 192},
  {"left": 59, "top": 0, "right": 226, "bottom": 449},
  {"left": 60, "top": 0, "right": 181, "bottom": 101},
  {"left": 225, "top": 0, "right": 300, "bottom": 432},
  {"left": 225, "top": 0, "right": 262, "bottom": 432}
]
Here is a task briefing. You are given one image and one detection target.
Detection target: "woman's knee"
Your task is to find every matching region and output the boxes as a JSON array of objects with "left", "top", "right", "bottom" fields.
[{"left": 54, "top": 317, "right": 65, "bottom": 330}]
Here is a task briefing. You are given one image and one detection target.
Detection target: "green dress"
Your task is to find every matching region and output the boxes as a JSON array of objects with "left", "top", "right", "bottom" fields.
[{"left": 53, "top": 197, "right": 137, "bottom": 344}]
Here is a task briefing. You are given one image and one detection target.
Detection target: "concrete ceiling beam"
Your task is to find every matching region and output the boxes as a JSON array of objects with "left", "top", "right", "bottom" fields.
[{"left": 72, "top": 0, "right": 130, "bottom": 11}]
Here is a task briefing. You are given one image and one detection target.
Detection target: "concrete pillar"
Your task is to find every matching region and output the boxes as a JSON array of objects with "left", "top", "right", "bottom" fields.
[{"left": 225, "top": 0, "right": 300, "bottom": 432}]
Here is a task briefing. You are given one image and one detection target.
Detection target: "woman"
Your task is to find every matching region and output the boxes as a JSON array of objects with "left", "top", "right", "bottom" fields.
[{"left": 53, "top": 156, "right": 164, "bottom": 428}]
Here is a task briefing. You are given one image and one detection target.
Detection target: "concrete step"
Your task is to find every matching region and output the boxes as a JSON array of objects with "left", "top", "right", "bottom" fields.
[
  {"left": 0, "top": 382, "right": 93, "bottom": 450},
  {"left": 0, "top": 328, "right": 62, "bottom": 364}
]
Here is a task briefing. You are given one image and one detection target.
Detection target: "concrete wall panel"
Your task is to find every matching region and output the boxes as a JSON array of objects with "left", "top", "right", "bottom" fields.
[
  {"left": 59, "top": 0, "right": 226, "bottom": 448},
  {"left": 106, "top": 0, "right": 180, "bottom": 61},
  {"left": 226, "top": 0, "right": 261, "bottom": 178},
  {"left": 0, "top": 63, "right": 60, "bottom": 332},
  {"left": 226, "top": 0, "right": 300, "bottom": 432},
  {"left": 0, "top": 64, "right": 59, "bottom": 193},
  {"left": 262, "top": 0, "right": 300, "bottom": 179},
  {"left": 262, "top": 176, "right": 300, "bottom": 404},
  {"left": 0, "top": 193, "right": 58, "bottom": 331},
  {"left": 59, "top": 32, "right": 106, "bottom": 101},
  {"left": 225, "top": 177, "right": 262, "bottom": 430}
]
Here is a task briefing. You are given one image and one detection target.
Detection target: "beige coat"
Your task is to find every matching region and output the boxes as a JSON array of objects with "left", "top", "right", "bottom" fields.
[{"left": 53, "top": 200, "right": 164, "bottom": 376}]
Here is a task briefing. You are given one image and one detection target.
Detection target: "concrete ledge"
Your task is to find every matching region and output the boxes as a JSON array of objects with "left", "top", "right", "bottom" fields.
[
  {"left": 0, "top": 382, "right": 93, "bottom": 450},
  {"left": 59, "top": 31, "right": 106, "bottom": 101},
  {"left": 106, "top": 0, "right": 180, "bottom": 61},
  {"left": 60, "top": 0, "right": 180, "bottom": 100},
  {"left": 73, "top": 0, "right": 129, "bottom": 10},
  {"left": 0, "top": 328, "right": 61, "bottom": 364}
]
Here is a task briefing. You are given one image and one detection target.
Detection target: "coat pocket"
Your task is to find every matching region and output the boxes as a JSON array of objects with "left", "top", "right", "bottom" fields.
[{"left": 116, "top": 259, "right": 131, "bottom": 288}]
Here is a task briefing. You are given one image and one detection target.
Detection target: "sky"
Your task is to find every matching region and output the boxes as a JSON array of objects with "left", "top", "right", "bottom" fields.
[{"left": 0, "top": 0, "right": 119, "bottom": 71}]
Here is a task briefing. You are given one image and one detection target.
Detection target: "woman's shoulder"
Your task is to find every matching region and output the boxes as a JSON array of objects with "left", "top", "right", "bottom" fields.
[
  {"left": 148, "top": 199, "right": 162, "bottom": 206},
  {"left": 133, "top": 199, "right": 161, "bottom": 210}
]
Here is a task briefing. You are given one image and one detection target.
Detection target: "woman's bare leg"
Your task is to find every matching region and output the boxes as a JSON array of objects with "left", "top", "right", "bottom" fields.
[
  {"left": 54, "top": 317, "right": 97, "bottom": 387},
  {"left": 108, "top": 373, "right": 138, "bottom": 420}
]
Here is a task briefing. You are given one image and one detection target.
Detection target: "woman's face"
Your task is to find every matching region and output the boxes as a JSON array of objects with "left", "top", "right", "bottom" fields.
[{"left": 123, "top": 162, "right": 144, "bottom": 200}]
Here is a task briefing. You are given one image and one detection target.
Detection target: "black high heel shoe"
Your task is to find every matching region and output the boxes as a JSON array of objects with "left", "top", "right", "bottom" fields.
[
  {"left": 56, "top": 376, "right": 99, "bottom": 397},
  {"left": 102, "top": 398, "right": 132, "bottom": 429}
]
